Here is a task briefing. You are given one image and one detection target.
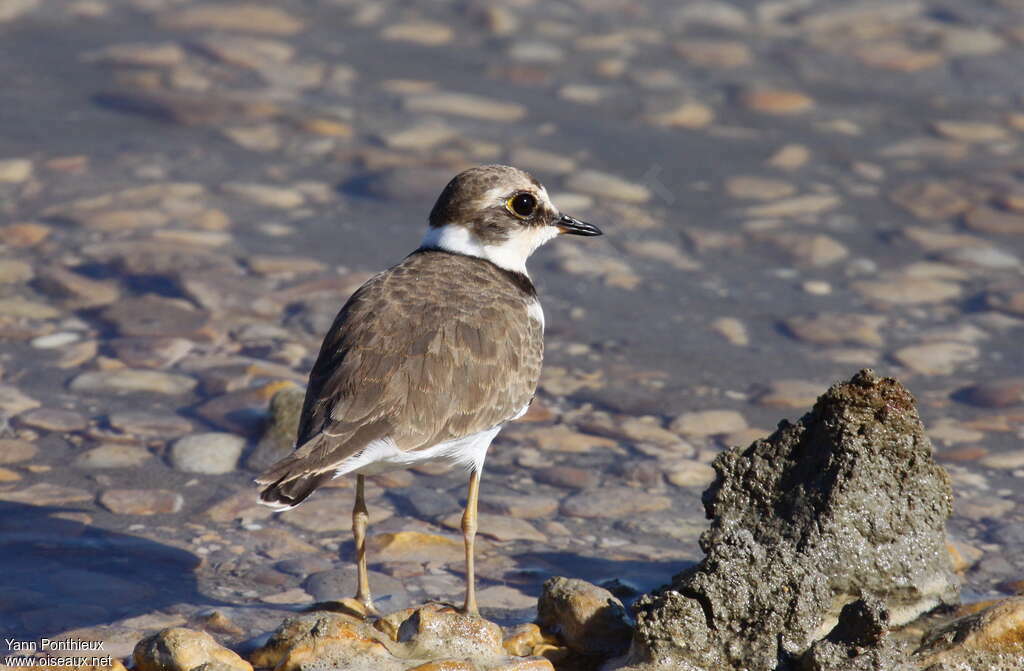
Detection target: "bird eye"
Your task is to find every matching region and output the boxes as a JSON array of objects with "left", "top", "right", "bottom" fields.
[{"left": 507, "top": 193, "right": 537, "bottom": 218}]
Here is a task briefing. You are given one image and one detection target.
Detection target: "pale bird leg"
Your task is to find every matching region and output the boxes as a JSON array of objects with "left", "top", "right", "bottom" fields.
[
  {"left": 462, "top": 469, "right": 481, "bottom": 616},
  {"left": 352, "top": 474, "right": 378, "bottom": 615}
]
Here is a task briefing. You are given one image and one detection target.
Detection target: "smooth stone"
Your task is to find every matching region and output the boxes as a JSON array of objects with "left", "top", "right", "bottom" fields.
[
  {"left": 0, "top": 439, "right": 38, "bottom": 464},
  {"left": 480, "top": 494, "right": 559, "bottom": 519},
  {"left": 109, "top": 337, "right": 194, "bottom": 369},
  {"left": 17, "top": 407, "right": 88, "bottom": 432},
  {"left": 70, "top": 369, "right": 197, "bottom": 395},
  {"left": 389, "top": 488, "right": 460, "bottom": 520},
  {"left": 220, "top": 182, "right": 305, "bottom": 209},
  {"left": 979, "top": 450, "right": 1024, "bottom": 470},
  {"left": 99, "top": 489, "right": 184, "bottom": 515},
  {"left": 725, "top": 176, "right": 796, "bottom": 201},
  {"left": 169, "top": 432, "right": 246, "bottom": 474},
  {"left": 892, "top": 342, "right": 979, "bottom": 375},
  {"left": 439, "top": 512, "right": 546, "bottom": 542},
  {"left": 532, "top": 465, "right": 600, "bottom": 490},
  {"left": 75, "top": 444, "right": 153, "bottom": 469},
  {"left": 0, "top": 482, "right": 92, "bottom": 505},
  {"left": 404, "top": 92, "right": 526, "bottom": 121},
  {"left": 381, "top": 21, "right": 453, "bottom": 46},
  {"left": 782, "top": 313, "right": 886, "bottom": 347},
  {"left": 0, "top": 258, "right": 33, "bottom": 283},
  {"left": 303, "top": 567, "right": 411, "bottom": 610},
  {"left": 956, "top": 379, "right": 1024, "bottom": 408},
  {"left": 670, "top": 409, "right": 747, "bottom": 437},
  {"left": 565, "top": 170, "right": 651, "bottom": 203},
  {"left": 281, "top": 494, "right": 392, "bottom": 532},
  {"left": 745, "top": 194, "right": 840, "bottom": 218},
  {"left": 160, "top": 4, "right": 304, "bottom": 35},
  {"left": 102, "top": 295, "right": 210, "bottom": 338},
  {"left": 560, "top": 486, "right": 671, "bottom": 519},
  {"left": 0, "top": 158, "right": 33, "bottom": 182},
  {"left": 889, "top": 181, "right": 971, "bottom": 220},
  {"left": 666, "top": 460, "right": 717, "bottom": 488},
  {"left": 852, "top": 278, "right": 961, "bottom": 305},
  {"left": 755, "top": 379, "right": 828, "bottom": 409},
  {"left": 741, "top": 89, "right": 815, "bottom": 114},
  {"left": 31, "top": 331, "right": 80, "bottom": 349},
  {"left": 0, "top": 384, "right": 40, "bottom": 415},
  {"left": 0, "top": 297, "right": 60, "bottom": 319},
  {"left": 367, "top": 531, "right": 465, "bottom": 562},
  {"left": 109, "top": 411, "right": 194, "bottom": 438}
]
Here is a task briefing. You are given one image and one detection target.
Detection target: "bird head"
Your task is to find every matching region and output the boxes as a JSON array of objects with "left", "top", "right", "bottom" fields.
[{"left": 422, "top": 165, "right": 601, "bottom": 274}]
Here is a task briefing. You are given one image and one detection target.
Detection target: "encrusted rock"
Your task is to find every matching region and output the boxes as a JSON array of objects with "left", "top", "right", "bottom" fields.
[
  {"left": 914, "top": 597, "right": 1024, "bottom": 670},
  {"left": 625, "top": 370, "right": 957, "bottom": 671},
  {"left": 397, "top": 603, "right": 504, "bottom": 661},
  {"left": 536, "top": 577, "right": 632, "bottom": 657},
  {"left": 133, "top": 627, "right": 251, "bottom": 671}
]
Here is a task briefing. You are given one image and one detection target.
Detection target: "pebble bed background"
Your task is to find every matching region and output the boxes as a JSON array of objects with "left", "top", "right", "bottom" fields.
[{"left": 1, "top": 0, "right": 1023, "bottom": 656}]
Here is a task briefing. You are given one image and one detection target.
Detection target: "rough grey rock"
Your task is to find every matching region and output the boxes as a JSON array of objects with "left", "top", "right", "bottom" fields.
[
  {"left": 625, "top": 370, "right": 958, "bottom": 671},
  {"left": 245, "top": 386, "right": 305, "bottom": 472},
  {"left": 798, "top": 598, "right": 913, "bottom": 671}
]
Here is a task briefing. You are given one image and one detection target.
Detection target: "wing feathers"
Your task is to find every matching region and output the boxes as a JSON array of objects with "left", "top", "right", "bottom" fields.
[{"left": 257, "top": 251, "right": 543, "bottom": 498}]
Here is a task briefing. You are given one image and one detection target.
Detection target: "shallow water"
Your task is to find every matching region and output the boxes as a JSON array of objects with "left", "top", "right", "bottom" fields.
[{"left": 1, "top": 0, "right": 1023, "bottom": 649}]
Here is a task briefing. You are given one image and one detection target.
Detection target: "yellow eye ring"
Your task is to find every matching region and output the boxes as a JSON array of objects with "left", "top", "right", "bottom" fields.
[{"left": 507, "top": 193, "right": 537, "bottom": 218}]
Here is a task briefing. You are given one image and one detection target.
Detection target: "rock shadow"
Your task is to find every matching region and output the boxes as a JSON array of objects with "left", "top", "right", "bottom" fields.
[{"left": 0, "top": 501, "right": 216, "bottom": 641}]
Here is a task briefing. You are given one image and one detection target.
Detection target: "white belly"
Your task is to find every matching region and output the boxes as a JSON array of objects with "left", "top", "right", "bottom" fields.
[{"left": 334, "top": 425, "right": 502, "bottom": 477}]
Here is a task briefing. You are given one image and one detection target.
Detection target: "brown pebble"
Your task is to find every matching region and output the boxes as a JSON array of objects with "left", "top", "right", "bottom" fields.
[{"left": 533, "top": 465, "right": 599, "bottom": 490}]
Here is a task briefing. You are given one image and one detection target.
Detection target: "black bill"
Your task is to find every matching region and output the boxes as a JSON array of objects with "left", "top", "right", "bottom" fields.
[{"left": 555, "top": 213, "right": 602, "bottom": 236}]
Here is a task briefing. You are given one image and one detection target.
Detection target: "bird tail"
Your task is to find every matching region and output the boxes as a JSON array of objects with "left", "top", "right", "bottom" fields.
[{"left": 256, "top": 469, "right": 334, "bottom": 511}]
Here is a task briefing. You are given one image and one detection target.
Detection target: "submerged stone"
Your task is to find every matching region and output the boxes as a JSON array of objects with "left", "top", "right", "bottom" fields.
[{"left": 625, "top": 370, "right": 958, "bottom": 671}]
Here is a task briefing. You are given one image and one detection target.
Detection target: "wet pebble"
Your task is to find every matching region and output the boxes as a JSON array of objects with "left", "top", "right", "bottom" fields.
[
  {"left": 18, "top": 407, "right": 88, "bottom": 432},
  {"left": 282, "top": 494, "right": 393, "bottom": 532},
  {"left": 0, "top": 438, "right": 38, "bottom": 464},
  {"left": 0, "top": 158, "right": 33, "bottom": 182},
  {"left": 0, "top": 482, "right": 91, "bottom": 505},
  {"left": 0, "top": 384, "right": 40, "bottom": 415},
  {"left": 560, "top": 486, "right": 671, "bottom": 519},
  {"left": 404, "top": 91, "right": 526, "bottom": 122},
  {"left": 70, "top": 369, "right": 197, "bottom": 395},
  {"left": 160, "top": 4, "right": 304, "bottom": 35},
  {"left": 852, "top": 277, "right": 961, "bottom": 305},
  {"left": 99, "top": 489, "right": 184, "bottom": 515},
  {"left": 980, "top": 450, "right": 1024, "bottom": 471},
  {"left": 725, "top": 176, "right": 795, "bottom": 201},
  {"left": 169, "top": 432, "right": 247, "bottom": 474},
  {"left": 35, "top": 267, "right": 121, "bottom": 307},
  {"left": 0, "top": 258, "right": 33, "bottom": 283},
  {"left": 109, "top": 410, "right": 194, "bottom": 438},
  {"left": 439, "top": 512, "right": 546, "bottom": 542},
  {"left": 75, "top": 444, "right": 153, "bottom": 469},
  {"left": 367, "top": 531, "right": 465, "bottom": 562},
  {"left": 956, "top": 379, "right": 1024, "bottom": 408},
  {"left": 892, "top": 342, "right": 979, "bottom": 376},
  {"left": 480, "top": 494, "right": 558, "bottom": 519},
  {"left": 963, "top": 207, "right": 1024, "bottom": 235},
  {"left": 221, "top": 182, "right": 305, "bottom": 209},
  {"left": 565, "top": 170, "right": 651, "bottom": 204},
  {"left": 782, "top": 313, "right": 885, "bottom": 347},
  {"left": 666, "top": 459, "right": 717, "bottom": 488},
  {"left": 740, "top": 89, "right": 815, "bottom": 115},
  {"left": 754, "top": 379, "right": 826, "bottom": 408},
  {"left": 670, "top": 409, "right": 747, "bottom": 437},
  {"left": 109, "top": 337, "right": 194, "bottom": 369},
  {"left": 532, "top": 465, "right": 600, "bottom": 490}
]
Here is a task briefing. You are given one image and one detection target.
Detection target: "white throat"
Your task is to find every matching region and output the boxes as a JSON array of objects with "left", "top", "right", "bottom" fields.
[{"left": 420, "top": 223, "right": 558, "bottom": 275}]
